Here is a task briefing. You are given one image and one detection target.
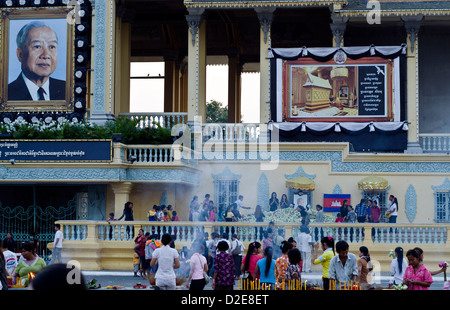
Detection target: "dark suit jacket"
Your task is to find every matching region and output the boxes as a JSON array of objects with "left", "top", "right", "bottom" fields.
[{"left": 8, "top": 73, "right": 66, "bottom": 101}]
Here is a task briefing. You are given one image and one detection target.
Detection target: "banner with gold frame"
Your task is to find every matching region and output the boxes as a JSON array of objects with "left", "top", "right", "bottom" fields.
[
  {"left": 1, "top": 7, "right": 74, "bottom": 111},
  {"left": 269, "top": 45, "right": 405, "bottom": 123}
]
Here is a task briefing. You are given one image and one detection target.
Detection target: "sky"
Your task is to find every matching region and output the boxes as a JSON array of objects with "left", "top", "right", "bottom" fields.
[{"left": 129, "top": 62, "right": 260, "bottom": 123}]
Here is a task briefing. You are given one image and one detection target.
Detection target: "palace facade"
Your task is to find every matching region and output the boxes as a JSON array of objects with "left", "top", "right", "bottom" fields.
[{"left": 0, "top": 0, "right": 449, "bottom": 271}]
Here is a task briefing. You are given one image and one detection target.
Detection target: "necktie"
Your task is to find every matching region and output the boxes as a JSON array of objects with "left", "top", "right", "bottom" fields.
[{"left": 37, "top": 87, "right": 46, "bottom": 100}]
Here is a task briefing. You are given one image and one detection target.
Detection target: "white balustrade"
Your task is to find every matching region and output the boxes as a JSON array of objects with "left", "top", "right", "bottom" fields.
[
  {"left": 203, "top": 123, "right": 261, "bottom": 143},
  {"left": 419, "top": 134, "right": 450, "bottom": 153},
  {"left": 120, "top": 113, "right": 188, "bottom": 130},
  {"left": 123, "top": 145, "right": 195, "bottom": 166},
  {"left": 59, "top": 222, "right": 449, "bottom": 245},
  {"left": 63, "top": 224, "right": 87, "bottom": 241}
]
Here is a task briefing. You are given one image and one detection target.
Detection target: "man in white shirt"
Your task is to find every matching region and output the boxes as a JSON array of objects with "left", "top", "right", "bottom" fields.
[
  {"left": 329, "top": 240, "right": 358, "bottom": 284},
  {"left": 150, "top": 233, "right": 180, "bottom": 290},
  {"left": 234, "top": 195, "right": 250, "bottom": 219},
  {"left": 230, "top": 234, "right": 245, "bottom": 279},
  {"left": 49, "top": 223, "right": 64, "bottom": 265}
]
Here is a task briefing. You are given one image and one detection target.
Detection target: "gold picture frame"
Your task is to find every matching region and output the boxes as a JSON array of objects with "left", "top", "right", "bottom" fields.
[{"left": 0, "top": 7, "right": 75, "bottom": 112}]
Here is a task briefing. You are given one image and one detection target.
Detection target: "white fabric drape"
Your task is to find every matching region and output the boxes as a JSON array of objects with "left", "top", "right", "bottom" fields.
[{"left": 268, "top": 121, "right": 408, "bottom": 133}]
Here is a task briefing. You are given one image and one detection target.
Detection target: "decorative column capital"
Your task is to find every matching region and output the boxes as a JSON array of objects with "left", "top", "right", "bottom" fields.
[
  {"left": 255, "top": 7, "right": 276, "bottom": 45},
  {"left": 185, "top": 8, "right": 206, "bottom": 46},
  {"left": 111, "top": 182, "right": 133, "bottom": 195},
  {"left": 330, "top": 14, "right": 349, "bottom": 47},
  {"left": 402, "top": 14, "right": 423, "bottom": 53}
]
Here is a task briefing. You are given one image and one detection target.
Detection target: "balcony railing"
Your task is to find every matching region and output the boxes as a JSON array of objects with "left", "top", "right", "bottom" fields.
[
  {"left": 119, "top": 112, "right": 188, "bottom": 129},
  {"left": 419, "top": 133, "right": 450, "bottom": 153},
  {"left": 56, "top": 221, "right": 450, "bottom": 270},
  {"left": 202, "top": 123, "right": 262, "bottom": 143},
  {"left": 118, "top": 144, "right": 197, "bottom": 166},
  {"left": 60, "top": 221, "right": 449, "bottom": 245}
]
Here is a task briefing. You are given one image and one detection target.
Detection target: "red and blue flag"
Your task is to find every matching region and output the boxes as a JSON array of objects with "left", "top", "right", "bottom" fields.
[{"left": 323, "top": 194, "right": 351, "bottom": 212}]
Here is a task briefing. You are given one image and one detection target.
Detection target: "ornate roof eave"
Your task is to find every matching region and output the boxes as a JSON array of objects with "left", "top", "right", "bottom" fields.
[
  {"left": 183, "top": 0, "right": 347, "bottom": 10},
  {"left": 336, "top": 8, "right": 450, "bottom": 18}
]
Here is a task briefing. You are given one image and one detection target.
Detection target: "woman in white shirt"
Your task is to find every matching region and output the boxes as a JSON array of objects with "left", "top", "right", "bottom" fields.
[
  {"left": 390, "top": 247, "right": 407, "bottom": 285},
  {"left": 387, "top": 195, "right": 398, "bottom": 223},
  {"left": 150, "top": 233, "right": 180, "bottom": 290}
]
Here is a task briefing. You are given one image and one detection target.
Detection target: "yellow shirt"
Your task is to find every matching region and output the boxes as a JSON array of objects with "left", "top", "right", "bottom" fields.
[
  {"left": 313, "top": 248, "right": 335, "bottom": 278},
  {"left": 133, "top": 253, "right": 140, "bottom": 264}
]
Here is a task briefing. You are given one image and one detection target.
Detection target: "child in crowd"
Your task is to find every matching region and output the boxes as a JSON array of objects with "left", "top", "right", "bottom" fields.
[
  {"left": 107, "top": 212, "right": 117, "bottom": 222},
  {"left": 133, "top": 252, "right": 140, "bottom": 277},
  {"left": 286, "top": 248, "right": 302, "bottom": 283},
  {"left": 346, "top": 206, "right": 356, "bottom": 223}
]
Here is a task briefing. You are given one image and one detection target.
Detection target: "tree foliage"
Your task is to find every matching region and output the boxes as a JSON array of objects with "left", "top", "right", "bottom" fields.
[{"left": 205, "top": 100, "right": 228, "bottom": 123}]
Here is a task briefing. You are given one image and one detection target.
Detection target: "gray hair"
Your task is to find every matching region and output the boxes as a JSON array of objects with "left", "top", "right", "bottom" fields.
[{"left": 16, "top": 21, "right": 58, "bottom": 50}]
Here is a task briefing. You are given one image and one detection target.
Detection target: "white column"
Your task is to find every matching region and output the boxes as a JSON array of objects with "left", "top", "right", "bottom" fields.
[
  {"left": 186, "top": 8, "right": 207, "bottom": 123},
  {"left": 256, "top": 7, "right": 275, "bottom": 124},
  {"left": 402, "top": 14, "right": 423, "bottom": 153}
]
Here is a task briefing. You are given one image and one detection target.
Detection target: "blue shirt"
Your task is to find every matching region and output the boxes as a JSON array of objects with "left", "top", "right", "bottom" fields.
[
  {"left": 256, "top": 258, "right": 276, "bottom": 284},
  {"left": 355, "top": 203, "right": 367, "bottom": 218}
]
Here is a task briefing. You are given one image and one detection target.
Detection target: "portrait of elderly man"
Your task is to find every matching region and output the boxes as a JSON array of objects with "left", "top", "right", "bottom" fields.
[{"left": 8, "top": 21, "right": 66, "bottom": 101}]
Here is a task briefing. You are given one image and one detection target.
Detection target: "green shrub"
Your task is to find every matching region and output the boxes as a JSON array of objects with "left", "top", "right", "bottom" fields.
[{"left": 0, "top": 117, "right": 173, "bottom": 144}]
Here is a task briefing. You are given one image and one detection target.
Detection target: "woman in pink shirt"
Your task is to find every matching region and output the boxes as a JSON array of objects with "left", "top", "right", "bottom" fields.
[
  {"left": 186, "top": 242, "right": 208, "bottom": 290},
  {"left": 241, "top": 241, "right": 263, "bottom": 280},
  {"left": 403, "top": 249, "right": 433, "bottom": 290}
]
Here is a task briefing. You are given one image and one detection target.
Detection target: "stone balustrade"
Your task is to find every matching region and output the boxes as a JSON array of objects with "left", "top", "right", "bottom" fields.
[
  {"left": 419, "top": 134, "right": 450, "bottom": 153},
  {"left": 56, "top": 220, "right": 450, "bottom": 271},
  {"left": 60, "top": 221, "right": 449, "bottom": 244}
]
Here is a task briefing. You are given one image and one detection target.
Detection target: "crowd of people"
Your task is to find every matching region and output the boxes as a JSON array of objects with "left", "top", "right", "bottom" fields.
[
  {"left": 335, "top": 195, "right": 398, "bottom": 224},
  {"left": 188, "top": 192, "right": 311, "bottom": 223},
  {"left": 131, "top": 226, "right": 448, "bottom": 290},
  {"left": 188, "top": 194, "right": 251, "bottom": 222},
  {"left": 0, "top": 223, "right": 72, "bottom": 290}
]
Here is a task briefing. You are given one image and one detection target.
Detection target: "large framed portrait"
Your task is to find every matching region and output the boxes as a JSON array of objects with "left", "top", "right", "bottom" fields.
[{"left": 0, "top": 7, "right": 74, "bottom": 112}]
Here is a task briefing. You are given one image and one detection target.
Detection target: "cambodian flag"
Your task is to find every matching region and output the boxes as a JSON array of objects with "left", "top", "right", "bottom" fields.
[{"left": 323, "top": 194, "right": 351, "bottom": 212}]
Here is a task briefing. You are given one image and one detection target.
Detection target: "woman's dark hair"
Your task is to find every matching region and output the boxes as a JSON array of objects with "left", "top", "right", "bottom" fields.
[
  {"left": 390, "top": 195, "right": 399, "bottom": 211},
  {"left": 359, "top": 246, "right": 370, "bottom": 262},
  {"left": 288, "top": 247, "right": 301, "bottom": 265},
  {"left": 280, "top": 240, "right": 293, "bottom": 254},
  {"left": 124, "top": 201, "right": 133, "bottom": 209},
  {"left": 335, "top": 240, "right": 349, "bottom": 253},
  {"left": 320, "top": 236, "right": 335, "bottom": 255},
  {"left": 22, "top": 241, "right": 36, "bottom": 254},
  {"left": 161, "top": 233, "right": 172, "bottom": 246},
  {"left": 413, "top": 247, "right": 423, "bottom": 261},
  {"left": 406, "top": 248, "right": 421, "bottom": 258},
  {"left": 30, "top": 263, "right": 87, "bottom": 290},
  {"left": 217, "top": 240, "right": 229, "bottom": 252},
  {"left": 263, "top": 247, "right": 273, "bottom": 278},
  {"left": 244, "top": 241, "right": 261, "bottom": 272},
  {"left": 395, "top": 247, "right": 404, "bottom": 273}
]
